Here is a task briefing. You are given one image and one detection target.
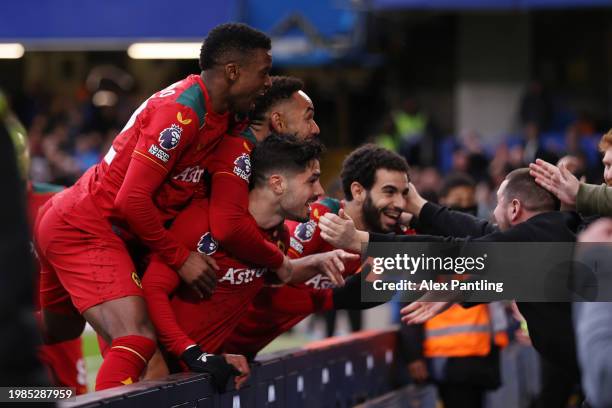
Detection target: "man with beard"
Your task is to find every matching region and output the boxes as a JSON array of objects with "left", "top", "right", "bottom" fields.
[
  {"left": 143, "top": 135, "right": 355, "bottom": 390},
  {"left": 204, "top": 76, "right": 320, "bottom": 296},
  {"left": 398, "top": 173, "right": 507, "bottom": 408},
  {"left": 223, "top": 144, "right": 412, "bottom": 358},
  {"left": 319, "top": 168, "right": 582, "bottom": 404},
  {"left": 35, "top": 23, "right": 275, "bottom": 390}
]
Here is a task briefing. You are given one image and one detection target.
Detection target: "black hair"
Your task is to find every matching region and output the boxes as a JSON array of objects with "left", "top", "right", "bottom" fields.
[
  {"left": 440, "top": 173, "right": 476, "bottom": 199},
  {"left": 250, "top": 76, "right": 304, "bottom": 123},
  {"left": 341, "top": 144, "right": 410, "bottom": 200},
  {"left": 251, "top": 133, "right": 325, "bottom": 188},
  {"left": 199, "top": 23, "right": 271, "bottom": 71},
  {"left": 504, "top": 168, "right": 560, "bottom": 211}
]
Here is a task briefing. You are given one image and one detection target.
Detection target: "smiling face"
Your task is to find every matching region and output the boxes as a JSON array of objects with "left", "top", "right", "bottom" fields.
[
  {"left": 228, "top": 49, "right": 272, "bottom": 114},
  {"left": 280, "top": 159, "right": 324, "bottom": 222},
  {"left": 271, "top": 90, "right": 320, "bottom": 140},
  {"left": 360, "top": 169, "right": 410, "bottom": 233}
]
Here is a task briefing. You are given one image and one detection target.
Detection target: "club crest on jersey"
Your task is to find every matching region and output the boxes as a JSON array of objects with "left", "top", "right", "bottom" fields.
[
  {"left": 159, "top": 124, "right": 182, "bottom": 150},
  {"left": 196, "top": 232, "right": 218, "bottom": 255},
  {"left": 295, "top": 220, "right": 316, "bottom": 242},
  {"left": 233, "top": 153, "right": 251, "bottom": 181}
]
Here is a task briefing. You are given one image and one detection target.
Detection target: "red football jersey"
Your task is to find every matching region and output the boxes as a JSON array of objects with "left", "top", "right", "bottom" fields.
[
  {"left": 206, "top": 130, "right": 285, "bottom": 269},
  {"left": 142, "top": 198, "right": 289, "bottom": 357},
  {"left": 51, "top": 74, "right": 229, "bottom": 269},
  {"left": 223, "top": 197, "right": 361, "bottom": 357},
  {"left": 224, "top": 197, "right": 416, "bottom": 357}
]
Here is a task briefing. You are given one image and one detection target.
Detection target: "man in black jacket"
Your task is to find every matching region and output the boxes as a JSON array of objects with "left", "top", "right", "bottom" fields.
[{"left": 319, "top": 168, "right": 582, "bottom": 384}]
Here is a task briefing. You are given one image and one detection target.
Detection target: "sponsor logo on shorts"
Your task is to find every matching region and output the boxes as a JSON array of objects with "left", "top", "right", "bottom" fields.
[
  {"left": 158, "top": 124, "right": 182, "bottom": 150},
  {"left": 295, "top": 220, "right": 316, "bottom": 242},
  {"left": 233, "top": 153, "right": 251, "bottom": 182},
  {"left": 305, "top": 274, "right": 335, "bottom": 290},
  {"left": 290, "top": 237, "right": 304, "bottom": 254},
  {"left": 197, "top": 232, "right": 218, "bottom": 255},
  {"left": 148, "top": 144, "right": 170, "bottom": 162},
  {"left": 219, "top": 267, "right": 266, "bottom": 285},
  {"left": 173, "top": 166, "right": 205, "bottom": 183},
  {"left": 131, "top": 271, "right": 142, "bottom": 288}
]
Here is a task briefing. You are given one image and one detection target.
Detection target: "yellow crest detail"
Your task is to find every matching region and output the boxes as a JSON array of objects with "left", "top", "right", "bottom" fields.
[
  {"left": 313, "top": 208, "right": 320, "bottom": 219},
  {"left": 177, "top": 112, "right": 192, "bottom": 125},
  {"left": 121, "top": 377, "right": 133, "bottom": 385},
  {"left": 131, "top": 272, "right": 142, "bottom": 289},
  {"left": 243, "top": 141, "right": 252, "bottom": 153}
]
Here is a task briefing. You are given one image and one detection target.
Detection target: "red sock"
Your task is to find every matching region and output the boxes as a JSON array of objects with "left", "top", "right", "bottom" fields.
[{"left": 95, "top": 335, "right": 156, "bottom": 391}]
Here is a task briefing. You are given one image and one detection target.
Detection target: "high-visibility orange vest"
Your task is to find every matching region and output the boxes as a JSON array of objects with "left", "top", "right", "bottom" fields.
[{"left": 423, "top": 304, "right": 507, "bottom": 358}]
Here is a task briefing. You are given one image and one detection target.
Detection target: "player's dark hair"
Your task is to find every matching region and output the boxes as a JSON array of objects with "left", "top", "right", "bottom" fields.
[
  {"left": 199, "top": 23, "right": 271, "bottom": 71},
  {"left": 504, "top": 168, "right": 560, "bottom": 212},
  {"left": 439, "top": 173, "right": 476, "bottom": 199},
  {"left": 341, "top": 144, "right": 410, "bottom": 201},
  {"left": 250, "top": 76, "right": 304, "bottom": 123},
  {"left": 251, "top": 133, "right": 324, "bottom": 188}
]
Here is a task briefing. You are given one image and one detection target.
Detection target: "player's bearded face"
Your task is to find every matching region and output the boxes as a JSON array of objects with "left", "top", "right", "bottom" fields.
[
  {"left": 231, "top": 49, "right": 272, "bottom": 114},
  {"left": 280, "top": 160, "right": 323, "bottom": 223},
  {"left": 273, "top": 91, "right": 320, "bottom": 140},
  {"left": 362, "top": 192, "right": 399, "bottom": 233},
  {"left": 361, "top": 169, "right": 409, "bottom": 233}
]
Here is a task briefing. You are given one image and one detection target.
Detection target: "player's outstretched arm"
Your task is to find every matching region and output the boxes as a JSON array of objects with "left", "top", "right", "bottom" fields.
[
  {"left": 283, "top": 249, "right": 359, "bottom": 286},
  {"left": 209, "top": 172, "right": 285, "bottom": 269}
]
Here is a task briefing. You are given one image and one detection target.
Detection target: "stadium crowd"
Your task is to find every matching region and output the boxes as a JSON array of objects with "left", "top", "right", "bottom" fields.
[{"left": 2, "top": 22, "right": 612, "bottom": 408}]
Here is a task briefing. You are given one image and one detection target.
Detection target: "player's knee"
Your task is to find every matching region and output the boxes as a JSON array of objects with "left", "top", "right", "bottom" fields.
[{"left": 107, "top": 316, "right": 156, "bottom": 342}]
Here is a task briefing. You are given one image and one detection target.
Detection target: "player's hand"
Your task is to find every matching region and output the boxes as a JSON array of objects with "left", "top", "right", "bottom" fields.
[
  {"left": 314, "top": 249, "right": 360, "bottom": 287},
  {"left": 274, "top": 256, "right": 294, "bottom": 284},
  {"left": 319, "top": 209, "right": 368, "bottom": 253},
  {"left": 400, "top": 301, "right": 453, "bottom": 324},
  {"left": 406, "top": 182, "right": 428, "bottom": 216},
  {"left": 178, "top": 252, "right": 219, "bottom": 299},
  {"left": 407, "top": 359, "right": 429, "bottom": 383},
  {"left": 223, "top": 353, "right": 251, "bottom": 390},
  {"left": 181, "top": 346, "right": 247, "bottom": 391},
  {"left": 529, "top": 159, "right": 580, "bottom": 208}
]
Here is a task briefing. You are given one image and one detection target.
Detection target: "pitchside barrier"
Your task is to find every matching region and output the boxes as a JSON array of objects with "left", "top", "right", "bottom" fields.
[{"left": 60, "top": 329, "right": 402, "bottom": 408}]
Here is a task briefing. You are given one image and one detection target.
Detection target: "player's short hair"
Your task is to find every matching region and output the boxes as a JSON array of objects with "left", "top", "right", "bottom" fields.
[
  {"left": 341, "top": 144, "right": 410, "bottom": 201},
  {"left": 250, "top": 76, "right": 304, "bottom": 123},
  {"left": 251, "top": 133, "right": 324, "bottom": 188},
  {"left": 599, "top": 129, "right": 612, "bottom": 152},
  {"left": 199, "top": 23, "right": 271, "bottom": 71},
  {"left": 503, "top": 168, "right": 560, "bottom": 212},
  {"left": 440, "top": 173, "right": 476, "bottom": 199}
]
